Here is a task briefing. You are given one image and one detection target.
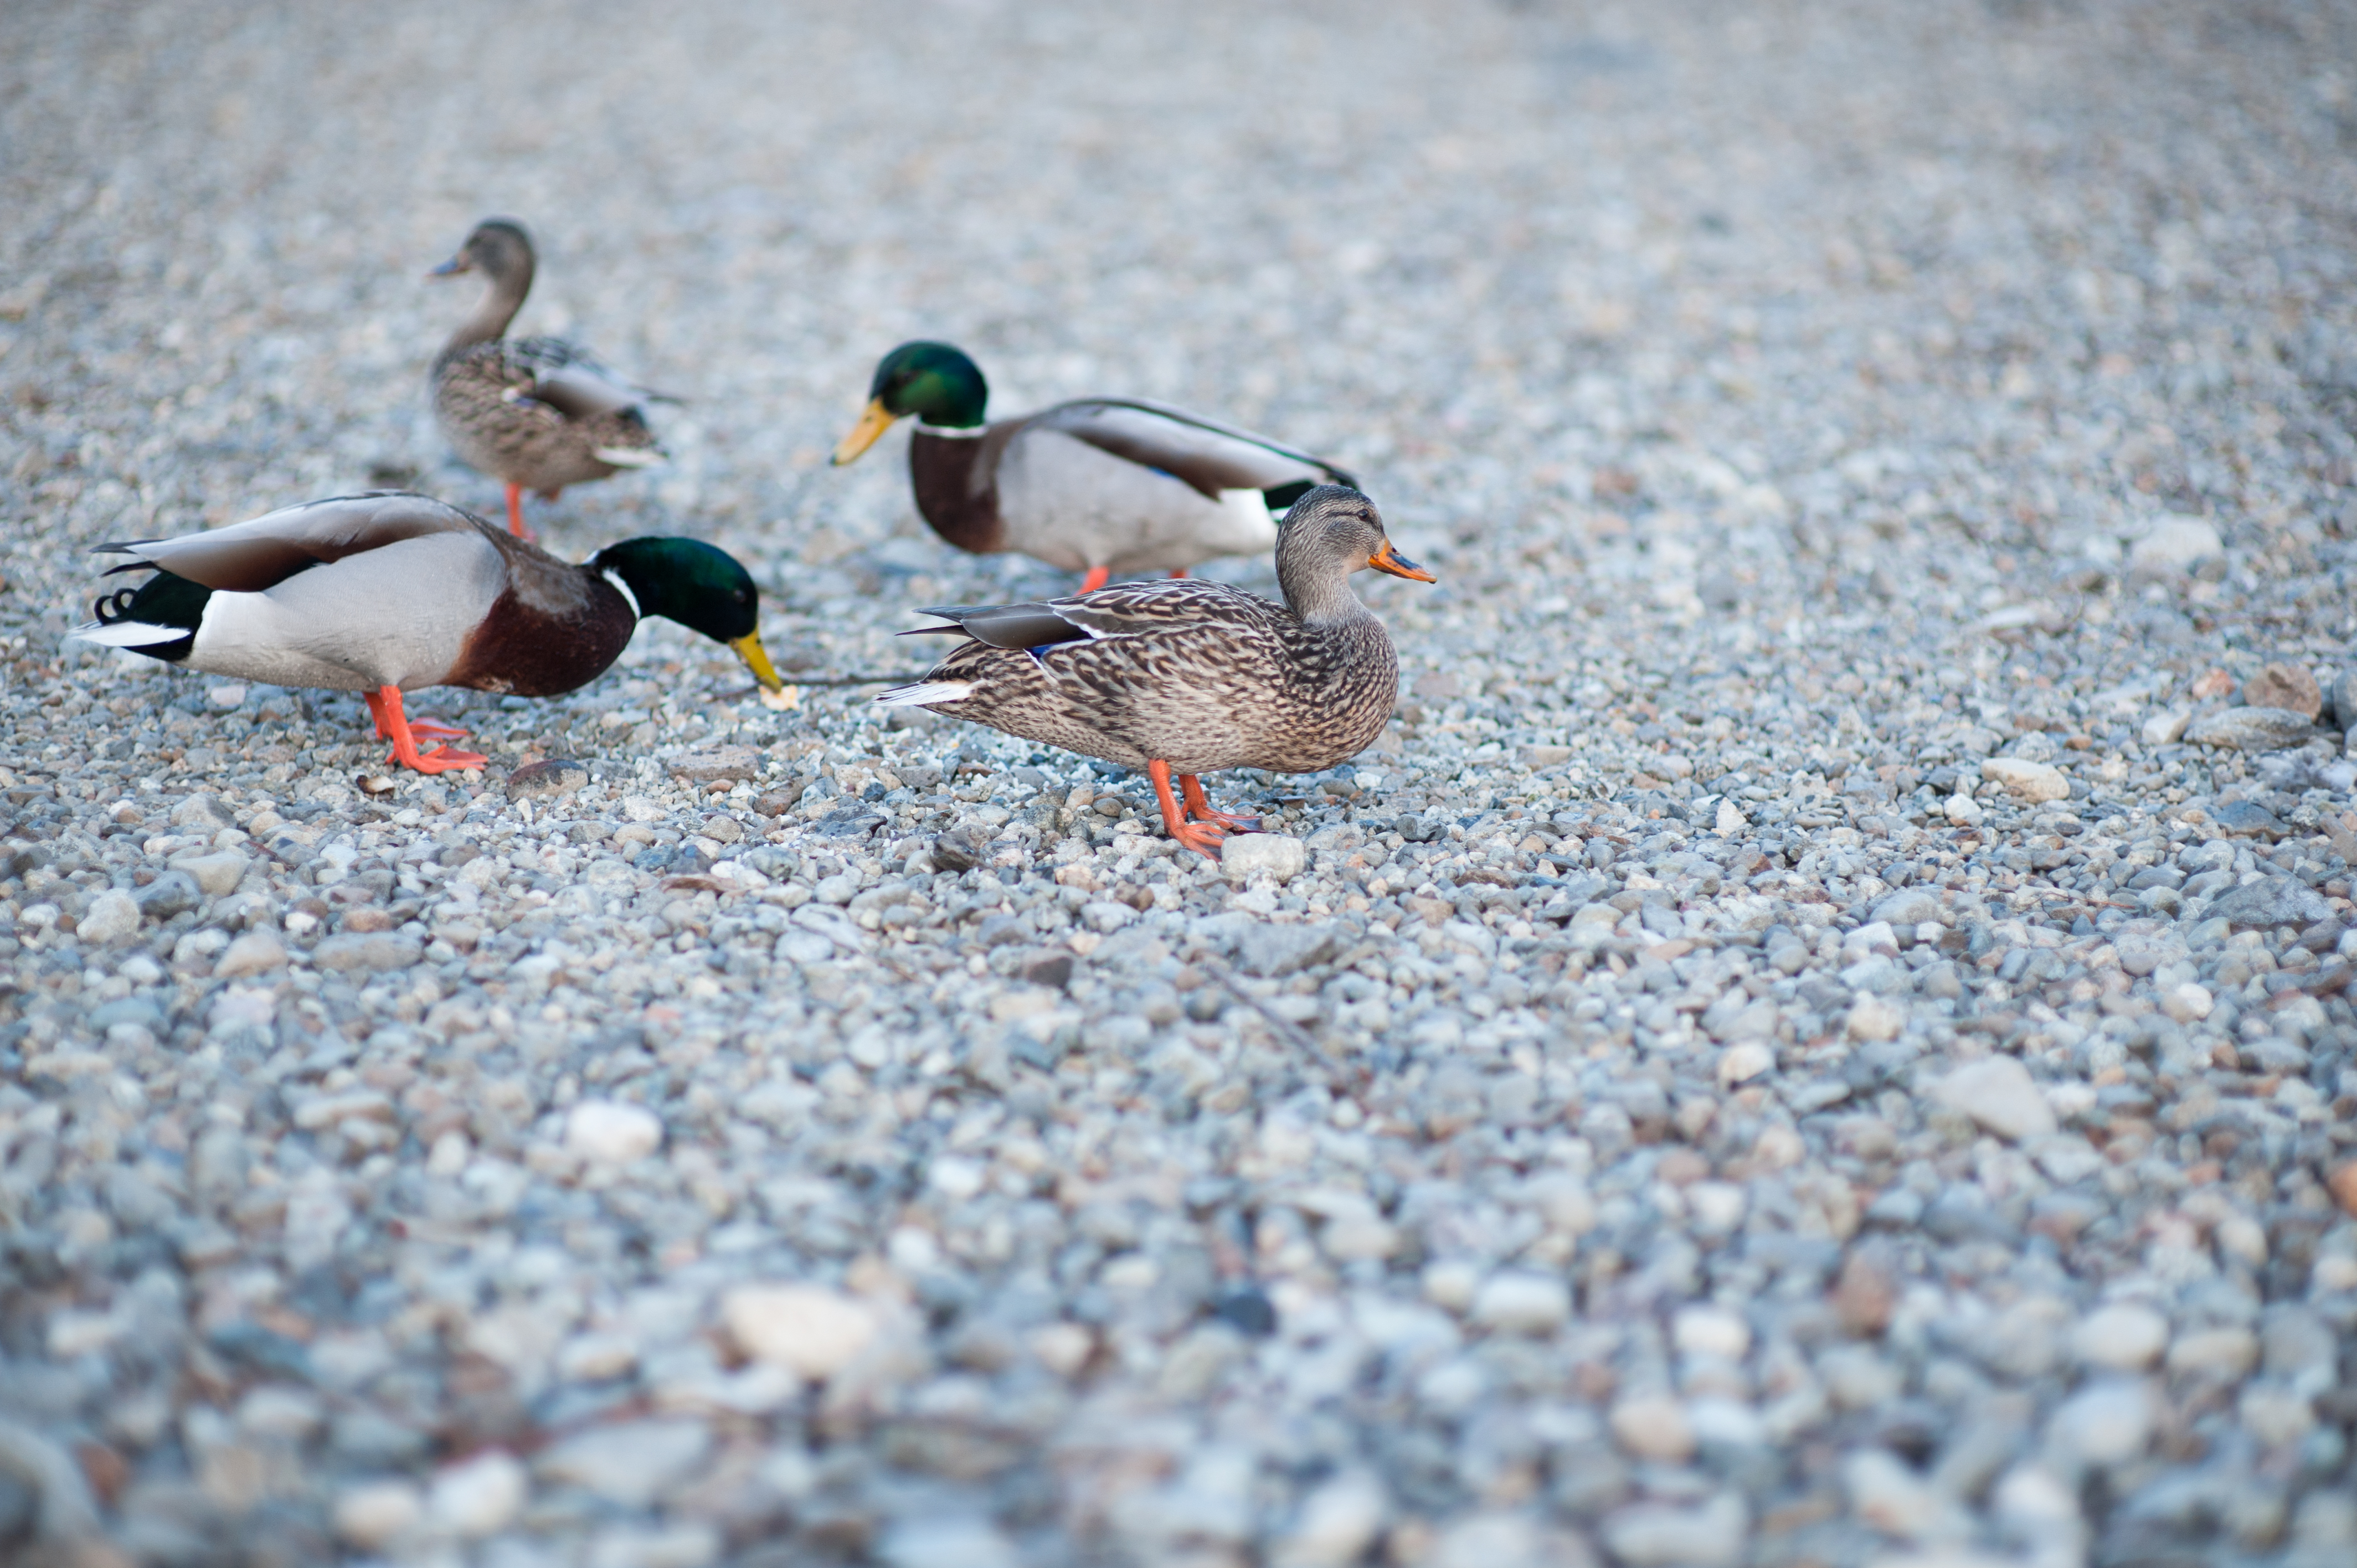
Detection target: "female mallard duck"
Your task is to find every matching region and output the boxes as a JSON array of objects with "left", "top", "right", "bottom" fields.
[
  {"left": 73, "top": 492, "right": 784, "bottom": 775},
  {"left": 832, "top": 341, "right": 1359, "bottom": 591},
  {"left": 878, "top": 486, "right": 1430, "bottom": 858},
  {"left": 429, "top": 218, "right": 667, "bottom": 540}
]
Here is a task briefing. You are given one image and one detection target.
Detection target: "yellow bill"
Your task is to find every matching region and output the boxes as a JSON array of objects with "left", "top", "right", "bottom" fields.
[
  {"left": 831, "top": 398, "right": 900, "bottom": 466},
  {"left": 729, "top": 632, "right": 787, "bottom": 693}
]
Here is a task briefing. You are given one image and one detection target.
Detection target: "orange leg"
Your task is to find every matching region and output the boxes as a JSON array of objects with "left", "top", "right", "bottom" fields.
[
  {"left": 363, "top": 686, "right": 488, "bottom": 774},
  {"left": 1149, "top": 759, "right": 1228, "bottom": 860},
  {"left": 1181, "top": 773, "right": 1260, "bottom": 833},
  {"left": 503, "top": 483, "right": 536, "bottom": 542},
  {"left": 1078, "top": 566, "right": 1111, "bottom": 594}
]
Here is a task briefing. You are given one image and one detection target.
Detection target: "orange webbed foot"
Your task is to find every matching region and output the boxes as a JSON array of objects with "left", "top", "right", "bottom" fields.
[
  {"left": 407, "top": 717, "right": 471, "bottom": 741},
  {"left": 1169, "top": 818, "right": 1229, "bottom": 862},
  {"left": 399, "top": 745, "right": 490, "bottom": 775},
  {"left": 1181, "top": 773, "right": 1259, "bottom": 834}
]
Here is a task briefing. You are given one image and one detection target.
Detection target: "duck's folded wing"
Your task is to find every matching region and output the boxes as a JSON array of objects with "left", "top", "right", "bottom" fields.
[
  {"left": 1032, "top": 399, "right": 1357, "bottom": 500},
  {"left": 903, "top": 580, "right": 1277, "bottom": 648},
  {"left": 902, "top": 603, "right": 1091, "bottom": 649},
  {"left": 95, "top": 492, "right": 487, "bottom": 593},
  {"left": 507, "top": 337, "right": 668, "bottom": 419}
]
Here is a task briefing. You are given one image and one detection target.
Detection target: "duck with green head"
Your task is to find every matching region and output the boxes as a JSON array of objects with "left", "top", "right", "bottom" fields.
[
  {"left": 833, "top": 341, "right": 1358, "bottom": 592},
  {"left": 74, "top": 493, "right": 784, "bottom": 773}
]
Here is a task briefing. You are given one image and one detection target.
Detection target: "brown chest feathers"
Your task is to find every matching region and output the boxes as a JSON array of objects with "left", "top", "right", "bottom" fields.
[
  {"left": 908, "top": 425, "right": 1018, "bottom": 554},
  {"left": 444, "top": 571, "right": 637, "bottom": 697}
]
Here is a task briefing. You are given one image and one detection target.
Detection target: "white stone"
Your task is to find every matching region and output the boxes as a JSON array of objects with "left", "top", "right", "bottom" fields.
[
  {"left": 207, "top": 683, "right": 248, "bottom": 708},
  {"left": 1470, "top": 1271, "right": 1570, "bottom": 1335},
  {"left": 170, "top": 850, "right": 251, "bottom": 895},
  {"left": 2073, "top": 1303, "right": 2170, "bottom": 1371},
  {"left": 536, "top": 1418, "right": 710, "bottom": 1506},
  {"left": 2162, "top": 982, "right": 2213, "bottom": 1023},
  {"left": 1936, "top": 1056, "right": 2057, "bottom": 1141},
  {"left": 555, "top": 1329, "right": 639, "bottom": 1383},
  {"left": 1716, "top": 1041, "right": 1775, "bottom": 1087},
  {"left": 2048, "top": 1380, "right": 2154, "bottom": 1468},
  {"left": 1600, "top": 1493, "right": 1747, "bottom": 1568},
  {"left": 1982, "top": 756, "right": 2072, "bottom": 802},
  {"left": 1422, "top": 1259, "right": 1482, "bottom": 1313},
  {"left": 1272, "top": 1468, "right": 1389, "bottom": 1568},
  {"left": 1846, "top": 994, "right": 1905, "bottom": 1043},
  {"left": 76, "top": 890, "right": 141, "bottom": 945},
  {"left": 565, "top": 1100, "right": 662, "bottom": 1164},
  {"left": 723, "top": 1283, "right": 880, "bottom": 1378},
  {"left": 428, "top": 1451, "right": 526, "bottom": 1537},
  {"left": 1672, "top": 1307, "right": 1752, "bottom": 1361},
  {"left": 2142, "top": 707, "right": 2192, "bottom": 745},
  {"left": 1685, "top": 1182, "right": 1747, "bottom": 1234},
  {"left": 2128, "top": 514, "right": 2222, "bottom": 571},
  {"left": 1610, "top": 1394, "right": 1696, "bottom": 1462},
  {"left": 1715, "top": 799, "right": 1747, "bottom": 835},
  {"left": 878, "top": 1518, "right": 1021, "bottom": 1568},
  {"left": 1845, "top": 1448, "right": 1965, "bottom": 1541},
  {"left": 214, "top": 931, "right": 287, "bottom": 977},
  {"left": 333, "top": 1479, "right": 422, "bottom": 1549},
  {"left": 1944, "top": 791, "right": 1985, "bottom": 826},
  {"left": 2239, "top": 1384, "right": 2317, "bottom": 1448},
  {"left": 2168, "top": 1326, "right": 2259, "bottom": 1380},
  {"left": 1222, "top": 833, "right": 1307, "bottom": 883}
]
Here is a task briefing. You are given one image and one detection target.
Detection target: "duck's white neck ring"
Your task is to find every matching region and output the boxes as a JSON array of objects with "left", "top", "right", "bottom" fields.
[
  {"left": 914, "top": 421, "right": 986, "bottom": 440},
  {"left": 601, "top": 568, "right": 641, "bottom": 619}
]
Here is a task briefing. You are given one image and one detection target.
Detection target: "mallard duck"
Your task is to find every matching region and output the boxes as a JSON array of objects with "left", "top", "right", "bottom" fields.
[
  {"left": 72, "top": 492, "right": 783, "bottom": 775},
  {"left": 832, "top": 341, "right": 1359, "bottom": 591},
  {"left": 429, "top": 218, "right": 667, "bottom": 540},
  {"left": 877, "top": 486, "right": 1430, "bottom": 858}
]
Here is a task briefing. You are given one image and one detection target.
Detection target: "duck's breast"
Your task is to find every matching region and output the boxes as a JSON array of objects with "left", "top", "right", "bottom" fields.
[{"left": 442, "top": 561, "right": 635, "bottom": 697}]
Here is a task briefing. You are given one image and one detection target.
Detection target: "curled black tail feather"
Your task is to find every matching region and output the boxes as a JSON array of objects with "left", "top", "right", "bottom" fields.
[{"left": 86, "top": 569, "right": 211, "bottom": 663}]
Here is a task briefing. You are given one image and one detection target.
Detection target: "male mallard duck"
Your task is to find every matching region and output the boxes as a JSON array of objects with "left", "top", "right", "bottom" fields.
[
  {"left": 877, "top": 486, "right": 1430, "bottom": 858},
  {"left": 73, "top": 492, "right": 783, "bottom": 775},
  {"left": 832, "top": 341, "right": 1359, "bottom": 592},
  {"left": 429, "top": 218, "right": 667, "bottom": 540}
]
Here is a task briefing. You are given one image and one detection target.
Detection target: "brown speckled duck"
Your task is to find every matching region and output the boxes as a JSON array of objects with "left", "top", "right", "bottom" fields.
[
  {"left": 429, "top": 218, "right": 667, "bottom": 540},
  {"left": 877, "top": 486, "right": 1431, "bottom": 858},
  {"left": 832, "top": 341, "right": 1358, "bottom": 591},
  {"left": 72, "top": 493, "right": 783, "bottom": 774}
]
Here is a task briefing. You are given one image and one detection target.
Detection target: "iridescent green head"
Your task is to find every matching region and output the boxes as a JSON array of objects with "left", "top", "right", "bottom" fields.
[
  {"left": 590, "top": 537, "right": 783, "bottom": 690},
  {"left": 831, "top": 341, "right": 989, "bottom": 463}
]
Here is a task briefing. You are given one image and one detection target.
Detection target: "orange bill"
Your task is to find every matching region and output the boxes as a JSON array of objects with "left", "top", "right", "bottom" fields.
[{"left": 1369, "top": 541, "right": 1435, "bottom": 582}]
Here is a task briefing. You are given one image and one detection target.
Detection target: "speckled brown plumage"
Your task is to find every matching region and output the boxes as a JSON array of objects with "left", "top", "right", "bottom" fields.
[
  {"left": 880, "top": 486, "right": 1432, "bottom": 785},
  {"left": 428, "top": 219, "right": 665, "bottom": 506}
]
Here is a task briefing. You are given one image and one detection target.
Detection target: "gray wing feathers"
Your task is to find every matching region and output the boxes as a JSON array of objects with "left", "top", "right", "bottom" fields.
[
  {"left": 99, "top": 493, "right": 485, "bottom": 594},
  {"left": 907, "top": 604, "right": 1090, "bottom": 650},
  {"left": 1035, "top": 399, "right": 1355, "bottom": 498}
]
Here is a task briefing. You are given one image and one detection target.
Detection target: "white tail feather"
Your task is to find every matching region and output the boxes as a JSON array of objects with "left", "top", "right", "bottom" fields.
[
  {"left": 593, "top": 446, "right": 663, "bottom": 468},
  {"left": 70, "top": 619, "right": 184, "bottom": 648},
  {"left": 874, "top": 680, "right": 975, "bottom": 708}
]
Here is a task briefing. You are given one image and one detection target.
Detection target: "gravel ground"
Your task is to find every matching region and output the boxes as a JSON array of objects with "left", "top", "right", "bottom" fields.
[{"left": 5, "top": 2, "right": 2357, "bottom": 1565}]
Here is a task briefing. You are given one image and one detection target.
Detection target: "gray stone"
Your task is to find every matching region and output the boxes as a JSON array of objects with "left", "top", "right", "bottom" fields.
[
  {"left": 506, "top": 758, "right": 589, "bottom": 801},
  {"left": 2186, "top": 706, "right": 2313, "bottom": 752},
  {"left": 2209, "top": 876, "right": 2332, "bottom": 930},
  {"left": 308, "top": 932, "right": 424, "bottom": 973},
  {"left": 1235, "top": 921, "right": 1341, "bottom": 977},
  {"left": 667, "top": 745, "right": 761, "bottom": 783},
  {"left": 1869, "top": 887, "right": 1942, "bottom": 927},
  {"left": 135, "top": 870, "right": 204, "bottom": 919},
  {"left": 2211, "top": 799, "right": 2288, "bottom": 838},
  {"left": 534, "top": 1419, "right": 709, "bottom": 1506}
]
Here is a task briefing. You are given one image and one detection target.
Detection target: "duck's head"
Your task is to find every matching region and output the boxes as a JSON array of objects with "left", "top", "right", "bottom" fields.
[
  {"left": 429, "top": 218, "right": 535, "bottom": 286},
  {"left": 1280, "top": 485, "right": 1433, "bottom": 581},
  {"left": 590, "top": 538, "right": 786, "bottom": 692},
  {"left": 831, "top": 341, "right": 989, "bottom": 464}
]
